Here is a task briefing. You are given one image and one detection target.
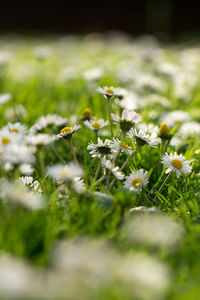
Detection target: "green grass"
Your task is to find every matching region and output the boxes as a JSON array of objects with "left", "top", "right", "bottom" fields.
[{"left": 0, "top": 34, "right": 200, "bottom": 299}]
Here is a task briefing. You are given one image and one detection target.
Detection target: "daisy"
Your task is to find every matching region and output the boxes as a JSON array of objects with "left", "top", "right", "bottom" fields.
[
  {"left": 2, "top": 122, "right": 27, "bottom": 135},
  {"left": 56, "top": 125, "right": 81, "bottom": 140},
  {"left": 5, "top": 105, "right": 27, "bottom": 121},
  {"left": 20, "top": 176, "right": 42, "bottom": 193},
  {"left": 83, "top": 119, "right": 108, "bottom": 131},
  {"left": 112, "top": 109, "right": 142, "bottom": 133},
  {"left": 87, "top": 137, "right": 113, "bottom": 158},
  {"left": 124, "top": 169, "right": 149, "bottom": 192},
  {"left": 0, "top": 130, "right": 21, "bottom": 147},
  {"left": 30, "top": 114, "right": 67, "bottom": 134},
  {"left": 73, "top": 177, "right": 85, "bottom": 194},
  {"left": 97, "top": 86, "right": 121, "bottom": 99},
  {"left": 2, "top": 144, "right": 36, "bottom": 166},
  {"left": 161, "top": 110, "right": 190, "bottom": 127},
  {"left": 138, "top": 123, "right": 159, "bottom": 134},
  {"left": 179, "top": 121, "right": 200, "bottom": 139},
  {"left": 111, "top": 138, "right": 132, "bottom": 155},
  {"left": 161, "top": 152, "right": 192, "bottom": 177},
  {"left": 0, "top": 181, "right": 45, "bottom": 210},
  {"left": 101, "top": 157, "right": 124, "bottom": 180},
  {"left": 129, "top": 128, "right": 161, "bottom": 147},
  {"left": 48, "top": 163, "right": 83, "bottom": 183},
  {"left": 19, "top": 163, "right": 34, "bottom": 175},
  {"left": 115, "top": 91, "right": 139, "bottom": 111},
  {"left": 26, "top": 134, "right": 56, "bottom": 146}
]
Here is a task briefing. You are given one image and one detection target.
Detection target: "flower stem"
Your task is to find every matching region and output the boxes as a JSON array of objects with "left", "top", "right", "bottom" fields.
[
  {"left": 107, "top": 99, "right": 113, "bottom": 137},
  {"left": 106, "top": 132, "right": 126, "bottom": 192},
  {"left": 69, "top": 138, "right": 78, "bottom": 164},
  {"left": 109, "top": 149, "right": 136, "bottom": 189},
  {"left": 95, "top": 173, "right": 106, "bottom": 186},
  {"left": 94, "top": 160, "right": 101, "bottom": 181},
  {"left": 95, "top": 130, "right": 98, "bottom": 141},
  {"left": 154, "top": 171, "right": 171, "bottom": 201}
]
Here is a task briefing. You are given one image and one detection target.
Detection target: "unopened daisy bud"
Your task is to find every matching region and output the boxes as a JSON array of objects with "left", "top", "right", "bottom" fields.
[
  {"left": 82, "top": 108, "right": 92, "bottom": 121},
  {"left": 158, "top": 123, "right": 171, "bottom": 141}
]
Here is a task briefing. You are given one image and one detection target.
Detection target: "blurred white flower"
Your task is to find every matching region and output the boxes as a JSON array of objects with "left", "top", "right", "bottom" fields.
[{"left": 48, "top": 163, "right": 83, "bottom": 183}]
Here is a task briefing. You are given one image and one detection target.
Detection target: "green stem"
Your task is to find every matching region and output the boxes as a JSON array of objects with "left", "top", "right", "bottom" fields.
[
  {"left": 95, "top": 130, "right": 98, "bottom": 141},
  {"left": 107, "top": 99, "right": 113, "bottom": 137},
  {"left": 94, "top": 160, "right": 101, "bottom": 181},
  {"left": 109, "top": 149, "right": 136, "bottom": 189},
  {"left": 69, "top": 138, "right": 78, "bottom": 164},
  {"left": 154, "top": 171, "right": 171, "bottom": 202},
  {"left": 106, "top": 132, "right": 126, "bottom": 192},
  {"left": 95, "top": 173, "right": 106, "bottom": 186}
]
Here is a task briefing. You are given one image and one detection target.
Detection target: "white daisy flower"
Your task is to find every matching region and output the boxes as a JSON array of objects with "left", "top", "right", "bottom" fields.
[
  {"left": 83, "top": 119, "right": 108, "bottom": 131},
  {"left": 73, "top": 177, "right": 85, "bottom": 194},
  {"left": 5, "top": 105, "right": 27, "bottom": 121},
  {"left": 129, "top": 128, "right": 161, "bottom": 147},
  {"left": 111, "top": 138, "right": 133, "bottom": 155},
  {"left": 83, "top": 68, "right": 103, "bottom": 81},
  {"left": 97, "top": 86, "right": 121, "bottom": 98},
  {"left": 124, "top": 169, "right": 149, "bottom": 192},
  {"left": 2, "top": 144, "right": 36, "bottom": 166},
  {"left": 101, "top": 157, "right": 124, "bottom": 180},
  {"left": 56, "top": 125, "right": 81, "bottom": 140},
  {"left": 161, "top": 110, "right": 190, "bottom": 127},
  {"left": 0, "top": 181, "right": 45, "bottom": 210},
  {"left": 26, "top": 134, "right": 56, "bottom": 146},
  {"left": 0, "top": 130, "right": 21, "bottom": 147},
  {"left": 138, "top": 123, "right": 159, "bottom": 134},
  {"left": 2, "top": 123, "right": 27, "bottom": 135},
  {"left": 161, "top": 152, "right": 192, "bottom": 177},
  {"left": 115, "top": 91, "right": 139, "bottom": 111},
  {"left": 19, "top": 163, "right": 34, "bottom": 175},
  {"left": 87, "top": 137, "right": 113, "bottom": 158},
  {"left": 30, "top": 114, "right": 67, "bottom": 134},
  {"left": 48, "top": 163, "right": 83, "bottom": 183},
  {"left": 112, "top": 109, "right": 142, "bottom": 132},
  {"left": 179, "top": 121, "right": 200, "bottom": 139},
  {"left": 20, "top": 176, "right": 42, "bottom": 193}
]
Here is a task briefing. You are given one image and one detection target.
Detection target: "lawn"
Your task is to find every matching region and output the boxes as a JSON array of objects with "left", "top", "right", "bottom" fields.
[{"left": 0, "top": 33, "right": 200, "bottom": 299}]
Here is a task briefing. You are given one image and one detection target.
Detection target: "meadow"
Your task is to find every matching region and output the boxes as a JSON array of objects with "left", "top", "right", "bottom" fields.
[{"left": 0, "top": 33, "right": 200, "bottom": 299}]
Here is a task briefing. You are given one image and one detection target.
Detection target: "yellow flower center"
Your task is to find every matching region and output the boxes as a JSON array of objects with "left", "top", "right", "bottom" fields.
[
  {"left": 119, "top": 141, "right": 129, "bottom": 149},
  {"left": 105, "top": 88, "right": 114, "bottom": 94},
  {"left": 159, "top": 123, "right": 170, "bottom": 136},
  {"left": 1, "top": 137, "right": 11, "bottom": 144},
  {"left": 10, "top": 128, "right": 19, "bottom": 133},
  {"left": 91, "top": 122, "right": 101, "bottom": 129},
  {"left": 171, "top": 159, "right": 183, "bottom": 169},
  {"left": 61, "top": 127, "right": 72, "bottom": 134},
  {"left": 175, "top": 120, "right": 181, "bottom": 125},
  {"left": 82, "top": 108, "right": 92, "bottom": 116},
  {"left": 59, "top": 169, "right": 69, "bottom": 178},
  {"left": 131, "top": 178, "right": 142, "bottom": 188}
]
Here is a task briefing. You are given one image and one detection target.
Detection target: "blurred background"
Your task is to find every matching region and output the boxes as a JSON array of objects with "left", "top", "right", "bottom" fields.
[{"left": 1, "top": 0, "right": 200, "bottom": 39}]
